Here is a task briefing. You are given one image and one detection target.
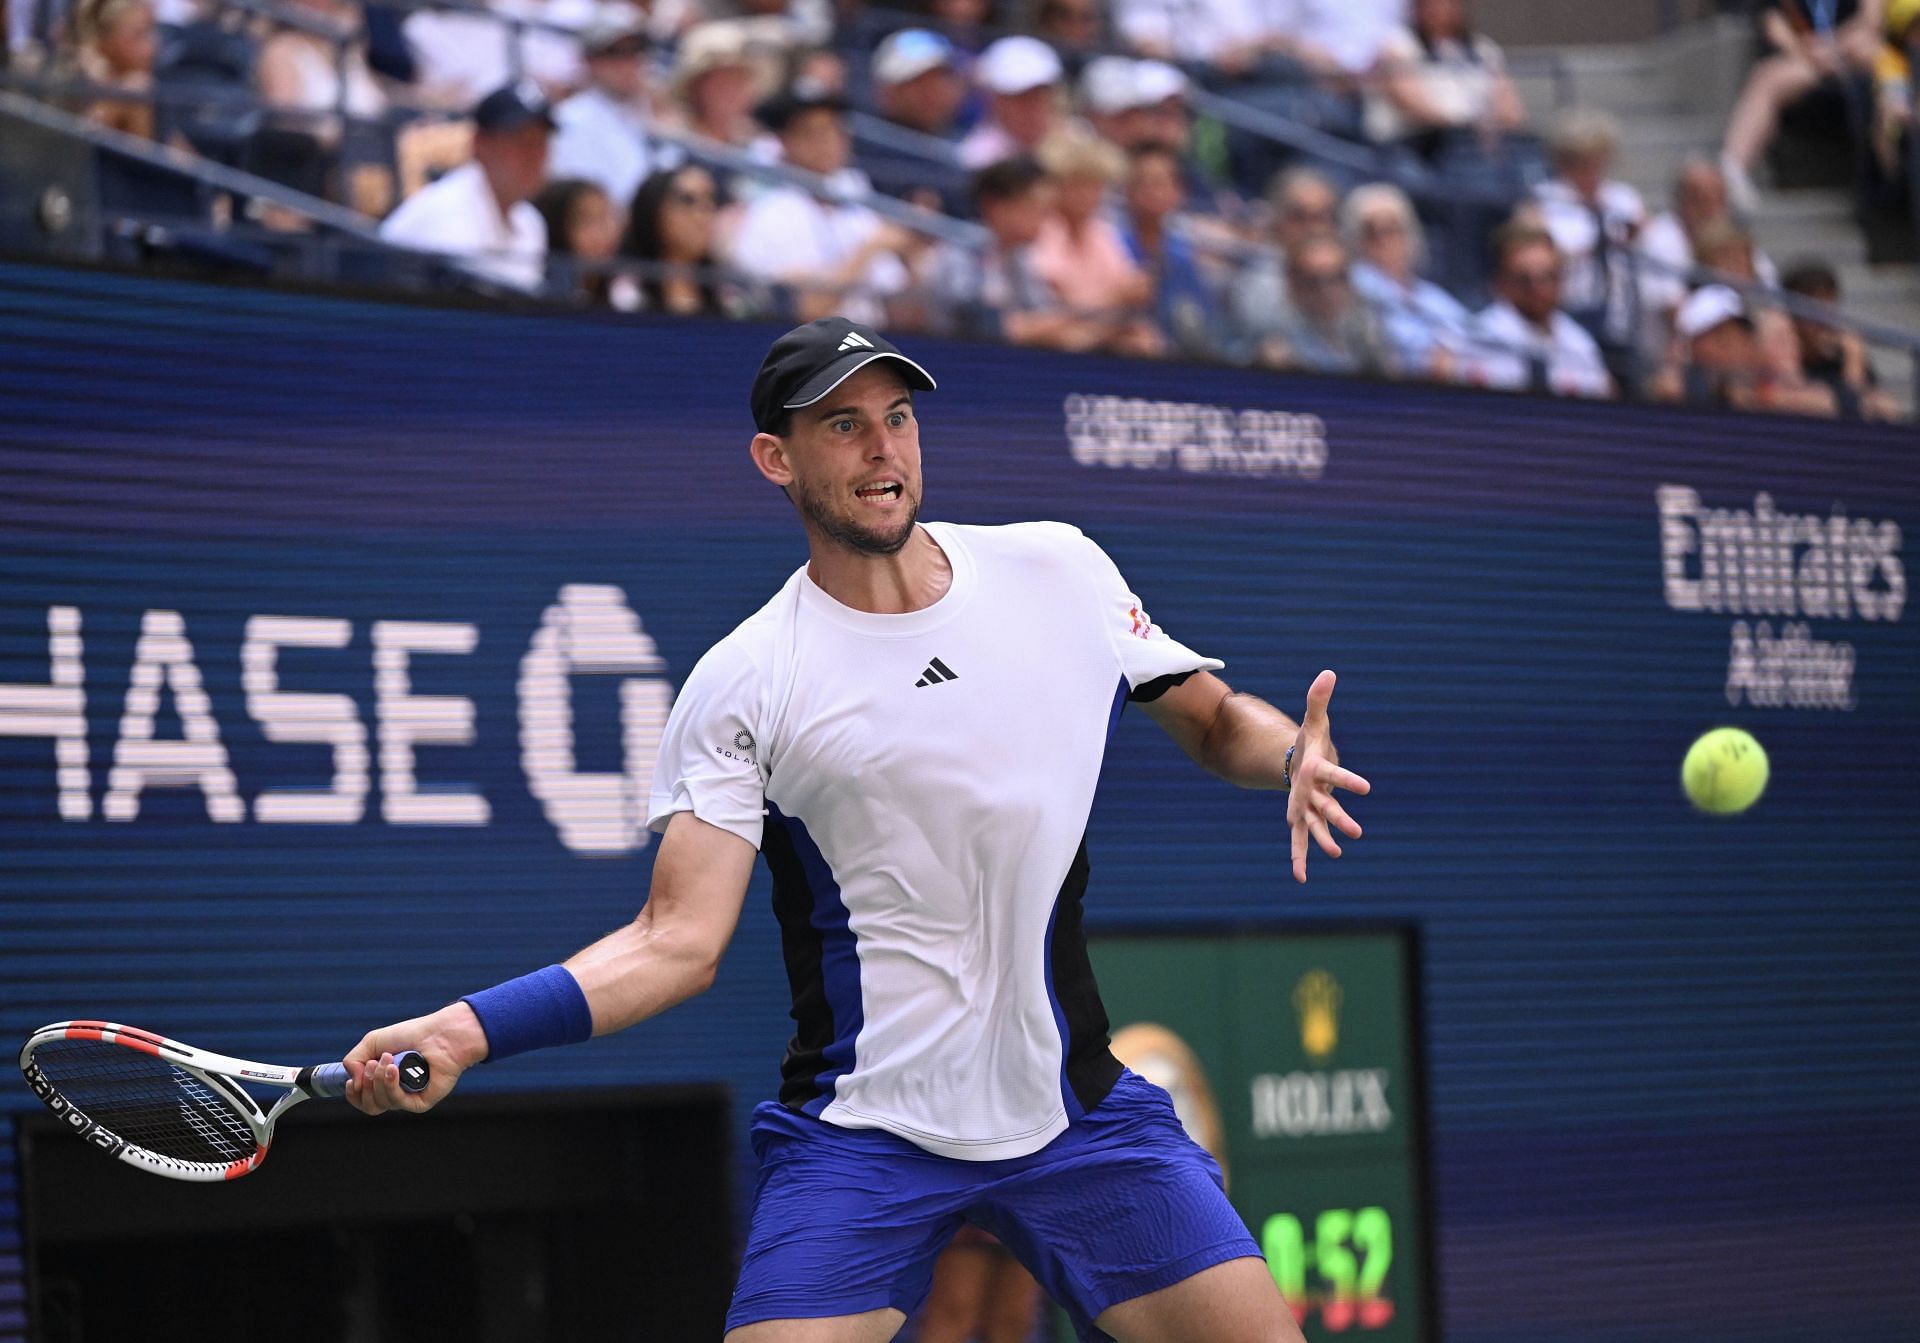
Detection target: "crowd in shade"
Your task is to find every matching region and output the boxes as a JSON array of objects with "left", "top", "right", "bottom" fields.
[{"left": 11, "top": 0, "right": 1910, "bottom": 419}]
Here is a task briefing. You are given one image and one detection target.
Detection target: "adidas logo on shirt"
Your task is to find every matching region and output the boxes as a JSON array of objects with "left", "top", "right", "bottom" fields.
[
  {"left": 914, "top": 657, "right": 958, "bottom": 688},
  {"left": 837, "top": 332, "right": 875, "bottom": 352}
]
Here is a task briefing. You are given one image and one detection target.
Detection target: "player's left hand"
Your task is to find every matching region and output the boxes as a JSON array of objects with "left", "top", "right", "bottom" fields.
[{"left": 1287, "top": 669, "right": 1371, "bottom": 883}]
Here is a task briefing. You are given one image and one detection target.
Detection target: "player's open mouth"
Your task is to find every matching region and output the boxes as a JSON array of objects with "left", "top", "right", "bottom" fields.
[{"left": 854, "top": 481, "right": 903, "bottom": 503}]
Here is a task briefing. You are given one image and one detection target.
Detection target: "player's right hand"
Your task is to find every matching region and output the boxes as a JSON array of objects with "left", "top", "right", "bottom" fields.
[{"left": 343, "top": 1001, "right": 486, "bottom": 1116}]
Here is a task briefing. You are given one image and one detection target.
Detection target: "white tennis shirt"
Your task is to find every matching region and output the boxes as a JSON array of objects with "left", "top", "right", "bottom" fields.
[{"left": 647, "top": 521, "right": 1220, "bottom": 1160}]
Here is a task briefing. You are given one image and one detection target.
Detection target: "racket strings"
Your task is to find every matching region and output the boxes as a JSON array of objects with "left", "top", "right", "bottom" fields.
[{"left": 32, "top": 1040, "right": 259, "bottom": 1164}]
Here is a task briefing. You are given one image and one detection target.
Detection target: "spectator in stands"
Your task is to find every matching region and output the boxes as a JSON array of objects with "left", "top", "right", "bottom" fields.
[
  {"left": 1343, "top": 182, "right": 1471, "bottom": 376},
  {"left": 1228, "top": 166, "right": 1339, "bottom": 355},
  {"left": 1031, "top": 132, "right": 1156, "bottom": 330},
  {"left": 550, "top": 15, "right": 676, "bottom": 208},
  {"left": 1032, "top": 0, "right": 1107, "bottom": 52},
  {"left": 402, "top": 0, "right": 585, "bottom": 111},
  {"left": 379, "top": 81, "right": 551, "bottom": 293},
  {"left": 1782, "top": 259, "right": 1899, "bottom": 417},
  {"left": 621, "top": 163, "right": 750, "bottom": 315},
  {"left": 1533, "top": 108, "right": 1645, "bottom": 380},
  {"left": 72, "top": 0, "right": 157, "bottom": 140},
  {"left": 1636, "top": 158, "right": 1782, "bottom": 335},
  {"left": 1366, "top": 0, "right": 1524, "bottom": 150},
  {"left": 1256, "top": 233, "right": 1389, "bottom": 374},
  {"left": 1754, "top": 304, "right": 1842, "bottom": 414},
  {"left": 254, "top": 0, "right": 388, "bottom": 144},
  {"left": 1288, "top": 0, "right": 1408, "bottom": 82},
  {"left": 1871, "top": 0, "right": 1920, "bottom": 175},
  {"left": 534, "top": 177, "right": 624, "bottom": 305},
  {"left": 931, "top": 155, "right": 1149, "bottom": 351},
  {"left": 927, "top": 0, "right": 996, "bottom": 53},
  {"left": 1119, "top": 140, "right": 1218, "bottom": 355},
  {"left": 960, "top": 35, "right": 1064, "bottom": 169},
  {"left": 1469, "top": 220, "right": 1613, "bottom": 398},
  {"left": 1648, "top": 284, "right": 1771, "bottom": 410},
  {"left": 672, "top": 20, "right": 769, "bottom": 149},
  {"left": 1720, "top": 0, "right": 1887, "bottom": 209},
  {"left": 1692, "top": 219, "right": 1766, "bottom": 285},
  {"left": 870, "top": 28, "right": 966, "bottom": 139},
  {"left": 727, "top": 85, "right": 919, "bottom": 323}
]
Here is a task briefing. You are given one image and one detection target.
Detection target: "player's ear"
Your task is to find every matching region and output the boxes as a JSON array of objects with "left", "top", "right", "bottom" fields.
[{"left": 750, "top": 431, "right": 795, "bottom": 489}]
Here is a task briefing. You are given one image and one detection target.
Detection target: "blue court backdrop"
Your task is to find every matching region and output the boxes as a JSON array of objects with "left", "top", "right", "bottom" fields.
[{"left": 0, "top": 260, "right": 1916, "bottom": 1343}]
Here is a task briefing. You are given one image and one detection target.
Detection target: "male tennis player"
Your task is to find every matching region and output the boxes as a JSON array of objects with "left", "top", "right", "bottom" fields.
[{"left": 345, "top": 319, "right": 1369, "bottom": 1342}]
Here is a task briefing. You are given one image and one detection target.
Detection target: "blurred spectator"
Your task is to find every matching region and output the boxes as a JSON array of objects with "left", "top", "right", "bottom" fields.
[
  {"left": 918, "top": 1228, "right": 1042, "bottom": 1343},
  {"left": 71, "top": 0, "right": 157, "bottom": 139},
  {"left": 927, "top": 0, "right": 996, "bottom": 52},
  {"left": 1031, "top": 132, "right": 1155, "bottom": 324},
  {"left": 1649, "top": 284, "right": 1769, "bottom": 410},
  {"left": 1258, "top": 233, "right": 1389, "bottom": 373},
  {"left": 1691, "top": 219, "right": 1766, "bottom": 284},
  {"left": 1031, "top": 0, "right": 1107, "bottom": 52},
  {"left": 789, "top": 46, "right": 848, "bottom": 97},
  {"left": 1637, "top": 158, "right": 1780, "bottom": 332},
  {"left": 1287, "top": 0, "right": 1408, "bottom": 80},
  {"left": 1720, "top": 0, "right": 1887, "bottom": 209},
  {"left": 621, "top": 163, "right": 748, "bottom": 314},
  {"left": 550, "top": 13, "right": 678, "bottom": 206},
  {"left": 960, "top": 36, "right": 1065, "bottom": 169},
  {"left": 870, "top": 28, "right": 966, "bottom": 138},
  {"left": 1343, "top": 182, "right": 1472, "bottom": 376},
  {"left": 728, "top": 86, "right": 917, "bottom": 323},
  {"left": 379, "top": 81, "right": 552, "bottom": 293},
  {"left": 1110, "top": 0, "right": 1272, "bottom": 70},
  {"left": 1366, "top": 0, "right": 1523, "bottom": 148},
  {"left": 672, "top": 20, "right": 769, "bottom": 148},
  {"left": 722, "top": 0, "right": 834, "bottom": 49},
  {"left": 1782, "top": 259, "right": 1899, "bottom": 417},
  {"left": 1754, "top": 305, "right": 1842, "bottom": 414},
  {"left": 534, "top": 176, "right": 623, "bottom": 304},
  {"left": 1469, "top": 220, "right": 1613, "bottom": 398},
  {"left": 403, "top": 0, "right": 585, "bottom": 110},
  {"left": 1533, "top": 109, "right": 1644, "bottom": 375},
  {"left": 1229, "top": 166, "right": 1339, "bottom": 354},
  {"left": 1119, "top": 141, "right": 1218, "bottom": 355},
  {"left": 254, "top": 0, "right": 388, "bottom": 139},
  {"left": 1871, "top": 0, "right": 1920, "bottom": 174}
]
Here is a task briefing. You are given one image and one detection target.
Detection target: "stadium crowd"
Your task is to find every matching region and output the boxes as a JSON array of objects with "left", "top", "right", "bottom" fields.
[{"left": 8, "top": 0, "right": 1909, "bottom": 418}]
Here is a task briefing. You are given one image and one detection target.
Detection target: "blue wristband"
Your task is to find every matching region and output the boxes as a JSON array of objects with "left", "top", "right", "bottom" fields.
[{"left": 462, "top": 964, "right": 593, "bottom": 1062}]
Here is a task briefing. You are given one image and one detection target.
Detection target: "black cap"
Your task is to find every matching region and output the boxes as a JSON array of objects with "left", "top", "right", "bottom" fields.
[
  {"left": 754, "top": 82, "right": 850, "bottom": 133},
  {"left": 750, "top": 319, "right": 938, "bottom": 434},
  {"left": 473, "top": 79, "right": 557, "bottom": 134}
]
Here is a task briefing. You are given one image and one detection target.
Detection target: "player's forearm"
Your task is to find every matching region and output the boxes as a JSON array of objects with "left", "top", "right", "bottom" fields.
[
  {"left": 564, "top": 907, "right": 722, "bottom": 1037},
  {"left": 1198, "top": 690, "right": 1311, "bottom": 789}
]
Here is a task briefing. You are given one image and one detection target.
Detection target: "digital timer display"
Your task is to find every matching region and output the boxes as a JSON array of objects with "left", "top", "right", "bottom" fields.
[{"left": 1091, "top": 930, "right": 1433, "bottom": 1342}]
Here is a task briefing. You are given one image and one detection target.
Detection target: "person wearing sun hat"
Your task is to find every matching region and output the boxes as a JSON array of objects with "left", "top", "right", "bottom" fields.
[{"left": 959, "top": 34, "right": 1065, "bottom": 168}]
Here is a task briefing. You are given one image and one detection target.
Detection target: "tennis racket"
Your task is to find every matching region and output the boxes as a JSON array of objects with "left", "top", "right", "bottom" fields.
[{"left": 18, "top": 1019, "right": 428, "bottom": 1182}]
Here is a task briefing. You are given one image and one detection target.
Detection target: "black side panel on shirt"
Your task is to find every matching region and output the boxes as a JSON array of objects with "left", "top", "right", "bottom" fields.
[
  {"left": 1129, "top": 669, "right": 1197, "bottom": 703},
  {"left": 762, "top": 816, "right": 832, "bottom": 1110},
  {"left": 1054, "top": 838, "right": 1125, "bottom": 1114}
]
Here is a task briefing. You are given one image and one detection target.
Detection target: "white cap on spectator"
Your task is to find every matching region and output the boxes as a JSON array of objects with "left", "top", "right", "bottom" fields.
[
  {"left": 978, "top": 36, "right": 1063, "bottom": 95},
  {"left": 872, "top": 28, "right": 956, "bottom": 86},
  {"left": 1080, "top": 55, "right": 1139, "bottom": 115},
  {"left": 1130, "top": 59, "right": 1187, "bottom": 106},
  {"left": 1676, "top": 284, "right": 1749, "bottom": 339}
]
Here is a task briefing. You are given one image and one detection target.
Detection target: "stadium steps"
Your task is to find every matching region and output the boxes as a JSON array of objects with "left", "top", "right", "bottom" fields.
[{"left": 1512, "top": 16, "right": 1920, "bottom": 389}]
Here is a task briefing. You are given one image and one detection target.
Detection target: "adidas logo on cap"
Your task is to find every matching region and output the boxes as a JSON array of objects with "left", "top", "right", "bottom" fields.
[{"left": 837, "top": 332, "right": 875, "bottom": 352}]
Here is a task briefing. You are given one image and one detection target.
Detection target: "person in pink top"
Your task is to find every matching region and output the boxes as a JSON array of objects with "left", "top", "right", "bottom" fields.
[{"left": 1030, "top": 133, "right": 1161, "bottom": 352}]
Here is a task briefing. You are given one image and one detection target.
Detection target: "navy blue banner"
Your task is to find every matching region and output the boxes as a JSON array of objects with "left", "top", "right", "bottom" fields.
[{"left": 1, "top": 261, "right": 1916, "bottom": 1343}]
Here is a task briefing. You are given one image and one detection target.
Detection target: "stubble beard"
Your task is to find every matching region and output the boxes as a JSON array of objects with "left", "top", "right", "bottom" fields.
[{"left": 797, "top": 476, "right": 920, "bottom": 556}]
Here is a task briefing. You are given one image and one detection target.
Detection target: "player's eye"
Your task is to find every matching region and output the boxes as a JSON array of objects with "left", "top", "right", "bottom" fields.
[
  {"left": 832, "top": 419, "right": 856, "bottom": 433},
  {"left": 887, "top": 412, "right": 906, "bottom": 428}
]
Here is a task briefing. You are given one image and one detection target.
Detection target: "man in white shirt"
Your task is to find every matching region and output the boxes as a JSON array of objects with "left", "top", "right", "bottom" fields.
[
  {"left": 403, "top": 0, "right": 586, "bottom": 110},
  {"left": 727, "top": 87, "right": 918, "bottom": 325},
  {"left": 379, "top": 81, "right": 552, "bottom": 294},
  {"left": 342, "top": 317, "right": 1369, "bottom": 1342},
  {"left": 548, "top": 13, "right": 680, "bottom": 206},
  {"left": 958, "top": 36, "right": 1065, "bottom": 169},
  {"left": 1532, "top": 109, "right": 1644, "bottom": 362},
  {"left": 1469, "top": 220, "right": 1614, "bottom": 399}
]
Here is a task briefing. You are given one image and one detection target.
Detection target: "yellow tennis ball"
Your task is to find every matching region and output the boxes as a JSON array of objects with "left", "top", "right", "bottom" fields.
[{"left": 1682, "top": 727, "right": 1769, "bottom": 815}]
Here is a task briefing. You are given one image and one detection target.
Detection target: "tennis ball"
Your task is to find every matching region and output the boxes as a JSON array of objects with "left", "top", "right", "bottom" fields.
[{"left": 1682, "top": 727, "right": 1769, "bottom": 815}]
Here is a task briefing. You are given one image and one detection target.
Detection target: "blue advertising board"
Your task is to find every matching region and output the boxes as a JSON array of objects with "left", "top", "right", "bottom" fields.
[{"left": 1, "top": 260, "right": 1916, "bottom": 1342}]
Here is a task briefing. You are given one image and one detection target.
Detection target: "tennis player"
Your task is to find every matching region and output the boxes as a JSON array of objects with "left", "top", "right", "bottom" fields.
[{"left": 345, "top": 319, "right": 1370, "bottom": 1342}]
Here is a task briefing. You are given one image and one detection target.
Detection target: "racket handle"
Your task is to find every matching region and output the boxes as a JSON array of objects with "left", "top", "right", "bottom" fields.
[{"left": 302, "top": 1051, "right": 431, "bottom": 1099}]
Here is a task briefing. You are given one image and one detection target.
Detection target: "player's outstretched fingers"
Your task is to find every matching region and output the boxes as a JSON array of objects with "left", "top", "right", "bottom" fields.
[
  {"left": 1308, "top": 812, "right": 1343, "bottom": 860},
  {"left": 1291, "top": 817, "right": 1310, "bottom": 884},
  {"left": 1330, "top": 765, "right": 1371, "bottom": 795},
  {"left": 1318, "top": 794, "right": 1363, "bottom": 840}
]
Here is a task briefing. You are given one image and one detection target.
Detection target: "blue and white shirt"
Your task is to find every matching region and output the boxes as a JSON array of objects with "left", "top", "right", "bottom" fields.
[{"left": 647, "top": 521, "right": 1220, "bottom": 1160}]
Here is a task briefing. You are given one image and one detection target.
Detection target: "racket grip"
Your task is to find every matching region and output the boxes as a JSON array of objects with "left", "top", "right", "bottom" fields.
[{"left": 303, "top": 1051, "right": 431, "bottom": 1099}]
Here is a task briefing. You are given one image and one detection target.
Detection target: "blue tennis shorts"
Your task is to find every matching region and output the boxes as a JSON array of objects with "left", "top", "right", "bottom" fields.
[{"left": 726, "top": 1069, "right": 1262, "bottom": 1340}]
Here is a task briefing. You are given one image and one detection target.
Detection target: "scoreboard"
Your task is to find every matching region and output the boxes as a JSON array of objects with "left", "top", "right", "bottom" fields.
[{"left": 1095, "top": 930, "right": 1431, "bottom": 1341}]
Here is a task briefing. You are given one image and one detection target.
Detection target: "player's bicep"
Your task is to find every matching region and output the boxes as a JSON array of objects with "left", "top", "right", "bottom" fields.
[
  {"left": 645, "top": 811, "right": 757, "bottom": 965},
  {"left": 1139, "top": 669, "right": 1232, "bottom": 766}
]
